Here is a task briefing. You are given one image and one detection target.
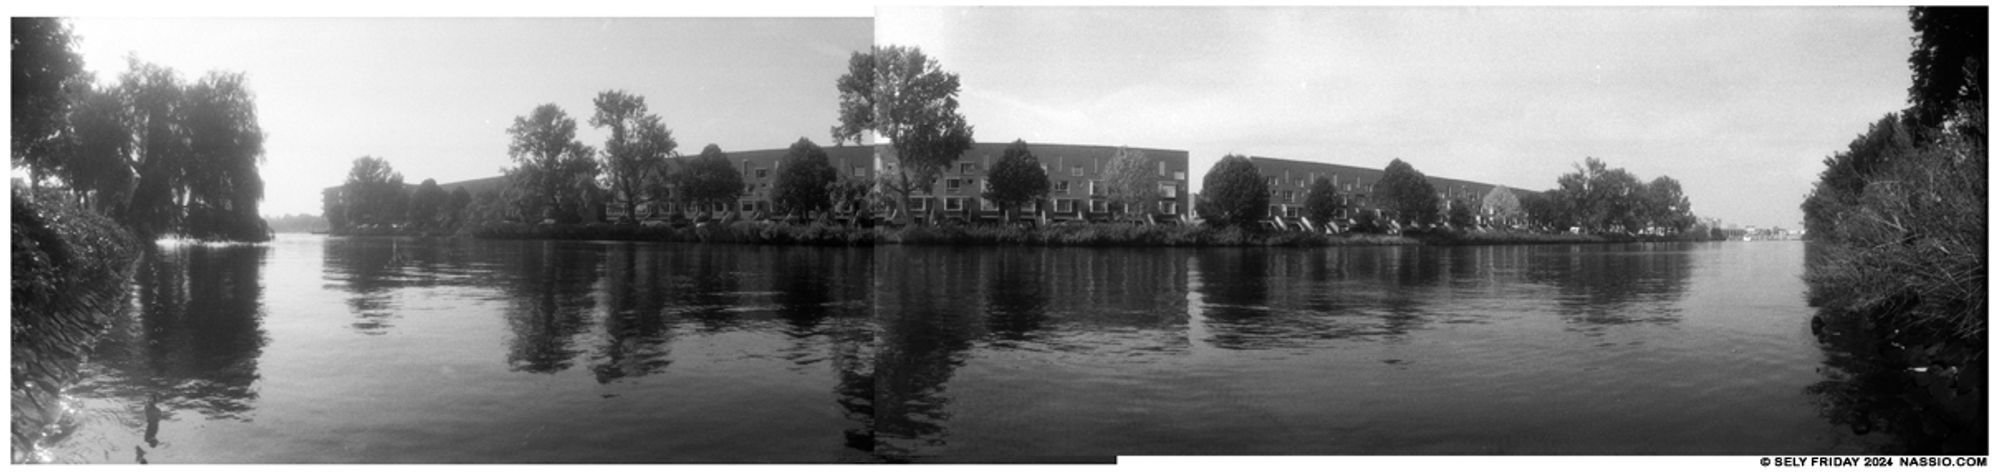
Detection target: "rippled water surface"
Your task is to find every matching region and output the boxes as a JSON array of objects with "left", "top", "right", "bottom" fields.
[{"left": 38, "top": 236, "right": 1884, "bottom": 462}]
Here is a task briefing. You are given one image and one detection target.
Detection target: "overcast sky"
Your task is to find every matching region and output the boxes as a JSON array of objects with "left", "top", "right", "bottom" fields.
[
  {"left": 880, "top": 6, "right": 1913, "bottom": 229},
  {"left": 65, "top": 17, "right": 872, "bottom": 217},
  {"left": 55, "top": 7, "right": 1916, "bottom": 228}
]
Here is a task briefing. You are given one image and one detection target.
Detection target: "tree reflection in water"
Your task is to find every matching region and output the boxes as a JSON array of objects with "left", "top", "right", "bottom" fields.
[
  {"left": 1524, "top": 244, "right": 1692, "bottom": 333},
  {"left": 498, "top": 241, "right": 603, "bottom": 374},
  {"left": 590, "top": 243, "right": 675, "bottom": 384},
  {"left": 75, "top": 245, "right": 268, "bottom": 457}
]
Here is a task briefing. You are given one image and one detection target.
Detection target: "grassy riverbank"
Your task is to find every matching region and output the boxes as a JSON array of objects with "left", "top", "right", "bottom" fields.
[{"left": 11, "top": 189, "right": 140, "bottom": 460}]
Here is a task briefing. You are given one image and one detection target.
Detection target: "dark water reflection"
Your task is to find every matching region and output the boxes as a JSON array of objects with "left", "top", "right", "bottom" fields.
[{"left": 38, "top": 237, "right": 1912, "bottom": 462}]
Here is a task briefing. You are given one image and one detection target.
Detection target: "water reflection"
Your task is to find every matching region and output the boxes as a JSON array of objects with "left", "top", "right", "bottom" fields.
[
  {"left": 498, "top": 242, "right": 604, "bottom": 374},
  {"left": 591, "top": 243, "right": 676, "bottom": 384},
  {"left": 1524, "top": 244, "right": 1692, "bottom": 332},
  {"left": 73, "top": 245, "right": 268, "bottom": 458},
  {"left": 871, "top": 247, "right": 980, "bottom": 461}
]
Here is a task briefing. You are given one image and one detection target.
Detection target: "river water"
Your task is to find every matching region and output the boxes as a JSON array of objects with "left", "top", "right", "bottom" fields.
[{"left": 30, "top": 235, "right": 1892, "bottom": 462}]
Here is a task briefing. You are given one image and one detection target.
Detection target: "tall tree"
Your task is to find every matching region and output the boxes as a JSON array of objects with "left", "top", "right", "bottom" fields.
[
  {"left": 116, "top": 59, "right": 192, "bottom": 240},
  {"left": 64, "top": 86, "right": 135, "bottom": 213},
  {"left": 1197, "top": 154, "right": 1269, "bottom": 228},
  {"left": 1520, "top": 190, "right": 1564, "bottom": 231},
  {"left": 505, "top": 103, "right": 599, "bottom": 223},
  {"left": 674, "top": 144, "right": 744, "bottom": 212},
  {"left": 1372, "top": 158, "right": 1440, "bottom": 227},
  {"left": 981, "top": 139, "right": 1049, "bottom": 223},
  {"left": 179, "top": 71, "right": 269, "bottom": 241},
  {"left": 408, "top": 178, "right": 446, "bottom": 229},
  {"left": 1907, "top": 6, "right": 1987, "bottom": 137},
  {"left": 445, "top": 187, "right": 474, "bottom": 230},
  {"left": 831, "top": 45, "right": 975, "bottom": 225},
  {"left": 1303, "top": 177, "right": 1341, "bottom": 224},
  {"left": 1479, "top": 185, "right": 1522, "bottom": 227},
  {"left": 771, "top": 138, "right": 838, "bottom": 216},
  {"left": 1102, "top": 147, "right": 1158, "bottom": 221},
  {"left": 340, "top": 156, "right": 405, "bottom": 227},
  {"left": 1639, "top": 176, "right": 1690, "bottom": 233},
  {"left": 12, "top": 18, "right": 88, "bottom": 189},
  {"left": 590, "top": 90, "right": 677, "bottom": 222}
]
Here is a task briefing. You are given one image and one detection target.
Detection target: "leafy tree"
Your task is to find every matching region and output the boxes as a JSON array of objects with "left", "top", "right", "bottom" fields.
[
  {"left": 1907, "top": 7, "right": 1987, "bottom": 137},
  {"left": 505, "top": 103, "right": 599, "bottom": 223},
  {"left": 178, "top": 71, "right": 269, "bottom": 241},
  {"left": 590, "top": 90, "right": 677, "bottom": 222},
  {"left": 1479, "top": 185, "right": 1522, "bottom": 227},
  {"left": 1102, "top": 147, "right": 1158, "bottom": 221},
  {"left": 1446, "top": 198, "right": 1477, "bottom": 228},
  {"left": 831, "top": 45, "right": 975, "bottom": 224},
  {"left": 826, "top": 179, "right": 873, "bottom": 225},
  {"left": 64, "top": 87, "right": 135, "bottom": 213},
  {"left": 444, "top": 187, "right": 473, "bottom": 229},
  {"left": 1196, "top": 154, "right": 1268, "bottom": 228},
  {"left": 341, "top": 156, "right": 405, "bottom": 227},
  {"left": 1642, "top": 176, "right": 1694, "bottom": 233},
  {"left": 674, "top": 144, "right": 743, "bottom": 212},
  {"left": 1802, "top": 115, "right": 1916, "bottom": 237},
  {"left": 116, "top": 59, "right": 193, "bottom": 240},
  {"left": 12, "top": 18, "right": 87, "bottom": 189},
  {"left": 1520, "top": 190, "right": 1564, "bottom": 231},
  {"left": 408, "top": 178, "right": 447, "bottom": 229},
  {"left": 1303, "top": 177, "right": 1341, "bottom": 224},
  {"left": 771, "top": 138, "right": 838, "bottom": 216},
  {"left": 1372, "top": 158, "right": 1440, "bottom": 227},
  {"left": 981, "top": 139, "right": 1049, "bottom": 223}
]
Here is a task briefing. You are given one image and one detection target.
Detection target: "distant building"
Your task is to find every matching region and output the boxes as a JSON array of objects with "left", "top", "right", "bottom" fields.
[
  {"left": 1246, "top": 156, "right": 1530, "bottom": 225},
  {"left": 876, "top": 142, "right": 1191, "bottom": 222}
]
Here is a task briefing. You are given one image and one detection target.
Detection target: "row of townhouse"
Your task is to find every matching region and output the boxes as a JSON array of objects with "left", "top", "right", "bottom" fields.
[{"left": 1247, "top": 156, "right": 1530, "bottom": 225}]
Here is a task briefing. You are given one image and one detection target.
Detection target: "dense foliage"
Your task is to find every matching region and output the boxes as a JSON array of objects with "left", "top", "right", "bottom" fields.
[
  {"left": 1371, "top": 159, "right": 1439, "bottom": 226},
  {"left": 674, "top": 144, "right": 746, "bottom": 211},
  {"left": 590, "top": 90, "right": 677, "bottom": 222},
  {"left": 1102, "top": 147, "right": 1156, "bottom": 220},
  {"left": 771, "top": 138, "right": 839, "bottom": 216},
  {"left": 1303, "top": 177, "right": 1341, "bottom": 224},
  {"left": 982, "top": 139, "right": 1049, "bottom": 221},
  {"left": 506, "top": 103, "right": 601, "bottom": 224},
  {"left": 832, "top": 45, "right": 975, "bottom": 224},
  {"left": 1799, "top": 6, "right": 1987, "bottom": 452},
  {"left": 1197, "top": 154, "right": 1269, "bottom": 228}
]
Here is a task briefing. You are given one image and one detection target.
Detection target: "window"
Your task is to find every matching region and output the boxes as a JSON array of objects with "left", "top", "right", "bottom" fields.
[
  {"left": 960, "top": 162, "right": 977, "bottom": 174},
  {"left": 1056, "top": 199, "right": 1076, "bottom": 213},
  {"left": 1268, "top": 205, "right": 1280, "bottom": 217},
  {"left": 1158, "top": 182, "right": 1176, "bottom": 198},
  {"left": 980, "top": 198, "right": 997, "bottom": 211},
  {"left": 946, "top": 178, "right": 962, "bottom": 192},
  {"left": 1285, "top": 206, "right": 1301, "bottom": 218},
  {"left": 1174, "top": 171, "right": 1186, "bottom": 181},
  {"left": 755, "top": 168, "right": 768, "bottom": 179},
  {"left": 1158, "top": 201, "right": 1178, "bottom": 215},
  {"left": 1282, "top": 191, "right": 1295, "bottom": 203},
  {"left": 945, "top": 197, "right": 965, "bottom": 211},
  {"left": 1071, "top": 164, "right": 1084, "bottom": 177},
  {"left": 1090, "top": 199, "right": 1108, "bottom": 213},
  {"left": 1090, "top": 180, "right": 1104, "bottom": 196},
  {"left": 1298, "top": 178, "right": 1307, "bottom": 188},
  {"left": 1157, "top": 161, "right": 1166, "bottom": 177},
  {"left": 852, "top": 166, "right": 867, "bottom": 178},
  {"left": 740, "top": 201, "right": 755, "bottom": 212},
  {"left": 1267, "top": 176, "right": 1279, "bottom": 187},
  {"left": 1053, "top": 180, "right": 1071, "bottom": 194}
]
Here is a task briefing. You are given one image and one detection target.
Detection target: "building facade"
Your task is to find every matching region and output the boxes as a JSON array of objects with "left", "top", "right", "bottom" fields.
[
  {"left": 1247, "top": 156, "right": 1528, "bottom": 225},
  {"left": 875, "top": 142, "right": 1192, "bottom": 222}
]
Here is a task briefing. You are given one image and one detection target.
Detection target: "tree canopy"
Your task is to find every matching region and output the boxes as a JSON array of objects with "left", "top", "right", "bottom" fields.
[
  {"left": 675, "top": 144, "right": 744, "bottom": 211},
  {"left": 982, "top": 139, "right": 1049, "bottom": 220},
  {"left": 1372, "top": 159, "right": 1439, "bottom": 227},
  {"left": 771, "top": 138, "right": 839, "bottom": 216},
  {"left": 831, "top": 45, "right": 974, "bottom": 224},
  {"left": 1102, "top": 147, "right": 1156, "bottom": 220},
  {"left": 12, "top": 18, "right": 87, "bottom": 187},
  {"left": 1907, "top": 6, "right": 1987, "bottom": 136},
  {"left": 505, "top": 103, "right": 600, "bottom": 223},
  {"left": 340, "top": 156, "right": 406, "bottom": 227},
  {"left": 1197, "top": 154, "right": 1269, "bottom": 228},
  {"left": 1304, "top": 177, "right": 1341, "bottom": 224},
  {"left": 590, "top": 90, "right": 676, "bottom": 221}
]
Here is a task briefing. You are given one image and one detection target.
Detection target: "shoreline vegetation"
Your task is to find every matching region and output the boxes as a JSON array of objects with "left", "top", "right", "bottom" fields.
[
  {"left": 328, "top": 220, "right": 1722, "bottom": 247},
  {"left": 10, "top": 190, "right": 140, "bottom": 461}
]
